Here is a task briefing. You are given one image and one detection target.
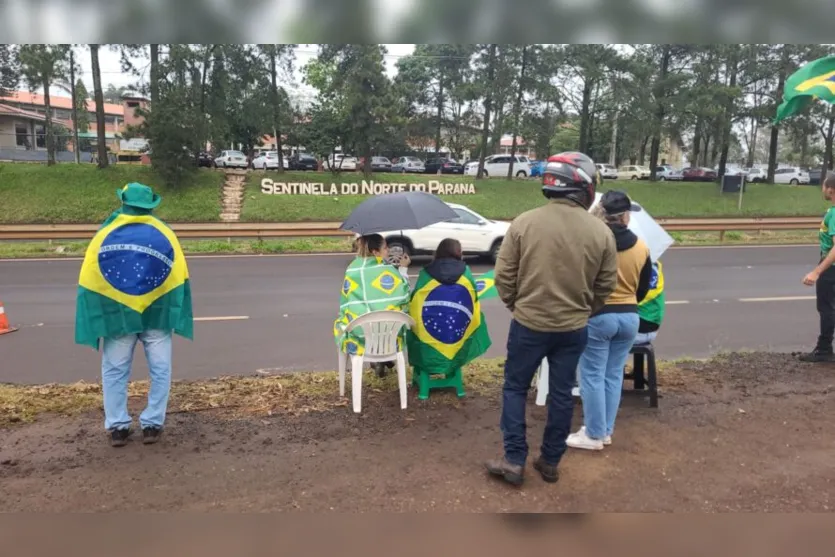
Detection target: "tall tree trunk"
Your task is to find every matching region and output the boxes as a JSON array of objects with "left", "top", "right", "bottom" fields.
[
  {"left": 435, "top": 77, "right": 443, "bottom": 156},
  {"left": 702, "top": 134, "right": 711, "bottom": 167},
  {"left": 507, "top": 46, "right": 528, "bottom": 179},
  {"left": 490, "top": 103, "right": 504, "bottom": 155},
  {"left": 476, "top": 44, "right": 497, "bottom": 180},
  {"left": 578, "top": 79, "right": 593, "bottom": 153},
  {"left": 639, "top": 135, "right": 650, "bottom": 165},
  {"left": 717, "top": 49, "right": 739, "bottom": 178},
  {"left": 150, "top": 44, "right": 159, "bottom": 106},
  {"left": 746, "top": 118, "right": 759, "bottom": 168},
  {"left": 69, "top": 48, "right": 80, "bottom": 164},
  {"left": 42, "top": 76, "right": 55, "bottom": 166},
  {"left": 768, "top": 46, "right": 790, "bottom": 184},
  {"left": 270, "top": 50, "right": 285, "bottom": 173},
  {"left": 649, "top": 46, "right": 671, "bottom": 180},
  {"left": 608, "top": 111, "right": 618, "bottom": 165},
  {"left": 691, "top": 120, "right": 702, "bottom": 166},
  {"left": 90, "top": 44, "right": 108, "bottom": 169}
]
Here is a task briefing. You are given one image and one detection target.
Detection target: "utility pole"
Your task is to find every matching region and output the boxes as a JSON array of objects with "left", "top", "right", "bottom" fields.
[
  {"left": 609, "top": 111, "right": 618, "bottom": 166},
  {"left": 69, "top": 47, "right": 80, "bottom": 164}
]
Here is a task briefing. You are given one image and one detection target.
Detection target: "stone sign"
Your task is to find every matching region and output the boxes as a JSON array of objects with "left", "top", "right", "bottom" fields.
[{"left": 261, "top": 179, "right": 476, "bottom": 196}]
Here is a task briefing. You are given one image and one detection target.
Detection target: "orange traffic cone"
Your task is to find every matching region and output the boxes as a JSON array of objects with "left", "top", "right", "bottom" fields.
[{"left": 0, "top": 299, "right": 18, "bottom": 335}]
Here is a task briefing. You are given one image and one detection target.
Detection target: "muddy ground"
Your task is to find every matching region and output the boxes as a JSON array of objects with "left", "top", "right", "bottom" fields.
[{"left": 1, "top": 352, "right": 833, "bottom": 512}]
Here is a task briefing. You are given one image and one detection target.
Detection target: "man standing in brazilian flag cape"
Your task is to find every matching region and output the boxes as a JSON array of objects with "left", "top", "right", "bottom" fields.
[
  {"left": 407, "top": 239, "right": 491, "bottom": 397},
  {"left": 75, "top": 183, "right": 193, "bottom": 448}
]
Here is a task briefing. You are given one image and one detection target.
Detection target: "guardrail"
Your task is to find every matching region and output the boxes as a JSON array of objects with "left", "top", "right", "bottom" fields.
[{"left": 0, "top": 217, "right": 822, "bottom": 241}]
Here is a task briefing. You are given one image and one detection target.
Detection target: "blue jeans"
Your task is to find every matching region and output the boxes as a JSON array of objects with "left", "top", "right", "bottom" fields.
[
  {"left": 500, "top": 320, "right": 588, "bottom": 467},
  {"left": 579, "top": 313, "right": 640, "bottom": 439},
  {"left": 101, "top": 330, "right": 173, "bottom": 431}
]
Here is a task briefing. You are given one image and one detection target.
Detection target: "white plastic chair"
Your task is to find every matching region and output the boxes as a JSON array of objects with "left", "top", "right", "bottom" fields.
[
  {"left": 337, "top": 310, "right": 416, "bottom": 413},
  {"left": 534, "top": 358, "right": 581, "bottom": 406}
]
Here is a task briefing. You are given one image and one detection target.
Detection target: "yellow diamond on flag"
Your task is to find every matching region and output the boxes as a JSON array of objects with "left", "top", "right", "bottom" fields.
[
  {"left": 385, "top": 304, "right": 401, "bottom": 311},
  {"left": 371, "top": 270, "right": 402, "bottom": 295},
  {"left": 341, "top": 276, "right": 359, "bottom": 297},
  {"left": 343, "top": 309, "right": 358, "bottom": 323}
]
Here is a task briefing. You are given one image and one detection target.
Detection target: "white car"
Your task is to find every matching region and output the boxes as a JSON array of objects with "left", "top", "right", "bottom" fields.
[
  {"left": 596, "top": 163, "right": 618, "bottom": 180},
  {"left": 324, "top": 154, "right": 358, "bottom": 171},
  {"left": 745, "top": 168, "right": 767, "bottom": 183},
  {"left": 773, "top": 167, "right": 810, "bottom": 185},
  {"left": 251, "top": 151, "right": 288, "bottom": 170},
  {"left": 393, "top": 156, "right": 426, "bottom": 173},
  {"left": 215, "top": 150, "right": 248, "bottom": 169},
  {"left": 375, "top": 203, "right": 510, "bottom": 263},
  {"left": 463, "top": 155, "right": 532, "bottom": 178},
  {"left": 617, "top": 165, "right": 651, "bottom": 180},
  {"left": 656, "top": 166, "right": 683, "bottom": 181}
]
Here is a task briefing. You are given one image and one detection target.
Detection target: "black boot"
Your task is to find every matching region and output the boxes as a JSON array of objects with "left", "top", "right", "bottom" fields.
[{"left": 799, "top": 341, "right": 835, "bottom": 363}]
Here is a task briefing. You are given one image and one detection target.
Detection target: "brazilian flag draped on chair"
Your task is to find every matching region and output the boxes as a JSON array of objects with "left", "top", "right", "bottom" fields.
[
  {"left": 407, "top": 267, "right": 491, "bottom": 376},
  {"left": 75, "top": 211, "right": 193, "bottom": 349}
]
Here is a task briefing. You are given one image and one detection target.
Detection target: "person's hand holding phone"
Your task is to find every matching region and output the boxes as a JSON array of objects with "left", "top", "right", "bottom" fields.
[{"left": 400, "top": 254, "right": 411, "bottom": 268}]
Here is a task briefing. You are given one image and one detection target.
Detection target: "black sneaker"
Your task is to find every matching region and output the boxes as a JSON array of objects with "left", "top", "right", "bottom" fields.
[
  {"left": 798, "top": 349, "right": 835, "bottom": 363},
  {"left": 484, "top": 457, "right": 525, "bottom": 486},
  {"left": 142, "top": 427, "right": 163, "bottom": 445},
  {"left": 533, "top": 456, "right": 560, "bottom": 484},
  {"left": 110, "top": 428, "right": 131, "bottom": 448}
]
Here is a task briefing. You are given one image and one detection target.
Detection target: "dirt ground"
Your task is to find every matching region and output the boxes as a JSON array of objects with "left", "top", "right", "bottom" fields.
[{"left": 1, "top": 352, "right": 833, "bottom": 512}]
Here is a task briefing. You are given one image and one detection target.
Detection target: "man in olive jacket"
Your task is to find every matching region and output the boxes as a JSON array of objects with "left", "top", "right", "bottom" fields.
[{"left": 485, "top": 152, "right": 618, "bottom": 487}]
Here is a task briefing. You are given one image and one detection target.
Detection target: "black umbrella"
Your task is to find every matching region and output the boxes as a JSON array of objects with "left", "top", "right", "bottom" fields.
[{"left": 340, "top": 191, "right": 458, "bottom": 236}]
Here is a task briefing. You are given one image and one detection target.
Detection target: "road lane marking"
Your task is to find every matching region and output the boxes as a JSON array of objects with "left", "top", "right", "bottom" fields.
[
  {"left": 666, "top": 300, "right": 689, "bottom": 305},
  {"left": 194, "top": 316, "right": 250, "bottom": 322},
  {"left": 739, "top": 296, "right": 815, "bottom": 302}
]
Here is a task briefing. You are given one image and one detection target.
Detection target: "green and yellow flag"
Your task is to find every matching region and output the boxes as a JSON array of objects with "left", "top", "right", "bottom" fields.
[
  {"left": 75, "top": 212, "right": 193, "bottom": 349},
  {"left": 475, "top": 269, "right": 498, "bottom": 300},
  {"left": 407, "top": 267, "right": 491, "bottom": 375},
  {"left": 334, "top": 256, "right": 410, "bottom": 355},
  {"left": 775, "top": 55, "right": 835, "bottom": 123}
]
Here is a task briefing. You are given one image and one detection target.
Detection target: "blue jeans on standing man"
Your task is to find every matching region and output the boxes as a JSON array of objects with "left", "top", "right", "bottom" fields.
[
  {"left": 500, "top": 320, "right": 588, "bottom": 467},
  {"left": 578, "top": 313, "right": 640, "bottom": 440},
  {"left": 101, "top": 329, "right": 173, "bottom": 431}
]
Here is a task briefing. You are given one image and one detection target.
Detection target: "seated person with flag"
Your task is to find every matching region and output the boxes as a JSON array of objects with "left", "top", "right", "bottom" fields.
[
  {"left": 334, "top": 234, "right": 411, "bottom": 375},
  {"left": 75, "top": 183, "right": 193, "bottom": 448},
  {"left": 407, "top": 239, "right": 491, "bottom": 398},
  {"left": 635, "top": 260, "right": 665, "bottom": 345}
]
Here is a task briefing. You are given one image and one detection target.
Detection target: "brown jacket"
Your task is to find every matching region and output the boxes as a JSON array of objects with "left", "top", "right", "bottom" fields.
[
  {"left": 495, "top": 199, "right": 618, "bottom": 332},
  {"left": 597, "top": 224, "right": 652, "bottom": 315}
]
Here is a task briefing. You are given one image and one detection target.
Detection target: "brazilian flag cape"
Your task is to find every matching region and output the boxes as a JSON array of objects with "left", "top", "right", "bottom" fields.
[
  {"left": 638, "top": 260, "right": 665, "bottom": 327},
  {"left": 407, "top": 266, "right": 491, "bottom": 375},
  {"left": 75, "top": 208, "right": 193, "bottom": 349},
  {"left": 334, "top": 256, "right": 410, "bottom": 355},
  {"left": 475, "top": 269, "right": 498, "bottom": 300}
]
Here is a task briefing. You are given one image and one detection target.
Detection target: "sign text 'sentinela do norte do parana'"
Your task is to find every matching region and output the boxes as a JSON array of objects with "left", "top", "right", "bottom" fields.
[{"left": 261, "top": 179, "right": 476, "bottom": 196}]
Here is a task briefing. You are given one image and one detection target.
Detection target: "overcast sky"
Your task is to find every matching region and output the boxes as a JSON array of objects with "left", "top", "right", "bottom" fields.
[{"left": 69, "top": 44, "right": 417, "bottom": 103}]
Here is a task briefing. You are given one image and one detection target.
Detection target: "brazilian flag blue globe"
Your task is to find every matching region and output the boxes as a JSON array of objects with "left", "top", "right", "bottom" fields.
[{"left": 407, "top": 267, "right": 491, "bottom": 375}]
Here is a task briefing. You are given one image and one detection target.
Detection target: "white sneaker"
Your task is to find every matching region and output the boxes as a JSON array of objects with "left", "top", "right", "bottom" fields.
[
  {"left": 567, "top": 427, "right": 606, "bottom": 450},
  {"left": 575, "top": 426, "right": 612, "bottom": 445}
]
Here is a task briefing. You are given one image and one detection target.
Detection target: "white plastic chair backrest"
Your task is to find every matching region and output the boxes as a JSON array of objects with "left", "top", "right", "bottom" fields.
[{"left": 345, "top": 310, "right": 415, "bottom": 358}]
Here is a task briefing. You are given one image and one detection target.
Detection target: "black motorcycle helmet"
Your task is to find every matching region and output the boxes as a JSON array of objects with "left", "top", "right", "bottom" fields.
[{"left": 541, "top": 151, "right": 600, "bottom": 209}]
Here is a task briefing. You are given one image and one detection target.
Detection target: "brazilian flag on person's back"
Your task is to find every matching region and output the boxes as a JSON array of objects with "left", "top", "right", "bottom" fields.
[
  {"left": 407, "top": 267, "right": 491, "bottom": 375},
  {"left": 75, "top": 212, "right": 193, "bottom": 349}
]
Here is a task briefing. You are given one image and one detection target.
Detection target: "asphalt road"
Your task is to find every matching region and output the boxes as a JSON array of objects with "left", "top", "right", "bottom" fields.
[{"left": 0, "top": 245, "right": 823, "bottom": 384}]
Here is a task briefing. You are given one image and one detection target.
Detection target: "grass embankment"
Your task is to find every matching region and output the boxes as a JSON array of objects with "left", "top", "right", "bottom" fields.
[
  {"left": 0, "top": 164, "right": 223, "bottom": 224},
  {"left": 242, "top": 170, "right": 831, "bottom": 221}
]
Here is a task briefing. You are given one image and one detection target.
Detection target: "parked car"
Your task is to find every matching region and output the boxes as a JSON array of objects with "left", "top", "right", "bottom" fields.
[
  {"left": 251, "top": 151, "right": 288, "bottom": 170},
  {"left": 682, "top": 167, "right": 718, "bottom": 182},
  {"left": 373, "top": 203, "right": 510, "bottom": 263},
  {"left": 197, "top": 152, "right": 214, "bottom": 168},
  {"left": 617, "top": 165, "right": 651, "bottom": 180},
  {"left": 424, "top": 157, "right": 464, "bottom": 174},
  {"left": 596, "top": 163, "right": 619, "bottom": 180},
  {"left": 215, "top": 150, "right": 248, "bottom": 169},
  {"left": 744, "top": 168, "right": 767, "bottom": 183},
  {"left": 392, "top": 156, "right": 426, "bottom": 173},
  {"left": 288, "top": 153, "right": 319, "bottom": 171},
  {"left": 370, "top": 156, "right": 393, "bottom": 172},
  {"left": 463, "top": 155, "right": 532, "bottom": 178},
  {"left": 324, "top": 154, "right": 358, "bottom": 171},
  {"left": 773, "top": 167, "right": 810, "bottom": 185},
  {"left": 655, "top": 166, "right": 683, "bottom": 181}
]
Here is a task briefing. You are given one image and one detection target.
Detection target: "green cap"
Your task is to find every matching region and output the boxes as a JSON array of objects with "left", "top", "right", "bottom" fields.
[{"left": 116, "top": 182, "right": 161, "bottom": 210}]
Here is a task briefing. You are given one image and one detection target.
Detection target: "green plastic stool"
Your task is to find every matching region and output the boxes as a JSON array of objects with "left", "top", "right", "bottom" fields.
[{"left": 412, "top": 366, "right": 465, "bottom": 400}]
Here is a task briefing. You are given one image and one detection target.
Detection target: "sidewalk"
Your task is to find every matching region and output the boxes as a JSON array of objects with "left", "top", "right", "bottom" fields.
[{"left": 1, "top": 353, "right": 832, "bottom": 512}]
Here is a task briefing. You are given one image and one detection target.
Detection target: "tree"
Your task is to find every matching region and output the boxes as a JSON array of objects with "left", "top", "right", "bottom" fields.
[
  {"left": 475, "top": 44, "right": 498, "bottom": 179},
  {"left": 18, "top": 44, "right": 70, "bottom": 166},
  {"left": 89, "top": 44, "right": 109, "bottom": 168},
  {"left": 102, "top": 84, "right": 129, "bottom": 104},
  {"left": 507, "top": 45, "right": 531, "bottom": 178},
  {"left": 258, "top": 44, "right": 296, "bottom": 172},
  {"left": 0, "top": 44, "right": 20, "bottom": 97}
]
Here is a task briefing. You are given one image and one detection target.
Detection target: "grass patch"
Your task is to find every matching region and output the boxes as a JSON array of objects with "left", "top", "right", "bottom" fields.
[
  {"left": 0, "top": 237, "right": 355, "bottom": 259},
  {"left": 0, "top": 359, "right": 508, "bottom": 426},
  {"left": 0, "top": 163, "right": 224, "bottom": 224},
  {"left": 240, "top": 171, "right": 831, "bottom": 222}
]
